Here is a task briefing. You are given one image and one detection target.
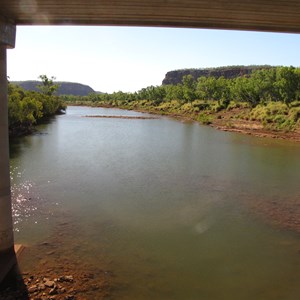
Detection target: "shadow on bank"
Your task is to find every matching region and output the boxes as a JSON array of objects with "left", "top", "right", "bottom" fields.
[{"left": 0, "top": 249, "right": 29, "bottom": 300}]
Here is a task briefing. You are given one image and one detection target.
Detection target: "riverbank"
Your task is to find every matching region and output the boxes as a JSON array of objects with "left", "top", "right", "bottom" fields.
[
  {"left": 207, "top": 107, "right": 300, "bottom": 142},
  {"left": 148, "top": 106, "right": 300, "bottom": 142},
  {"left": 130, "top": 105, "right": 300, "bottom": 142},
  {"left": 68, "top": 101, "right": 300, "bottom": 142}
]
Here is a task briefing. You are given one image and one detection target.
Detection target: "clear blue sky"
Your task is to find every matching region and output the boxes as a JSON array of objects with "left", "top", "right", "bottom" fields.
[{"left": 7, "top": 26, "right": 300, "bottom": 93}]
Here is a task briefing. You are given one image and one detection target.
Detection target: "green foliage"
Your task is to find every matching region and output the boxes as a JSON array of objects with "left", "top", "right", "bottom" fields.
[
  {"left": 164, "top": 84, "right": 184, "bottom": 101},
  {"left": 137, "top": 85, "right": 166, "bottom": 104},
  {"left": 288, "top": 107, "right": 300, "bottom": 122},
  {"left": 273, "top": 67, "right": 300, "bottom": 106},
  {"left": 196, "top": 76, "right": 230, "bottom": 102},
  {"left": 250, "top": 102, "right": 287, "bottom": 121},
  {"left": 227, "top": 101, "right": 250, "bottom": 110},
  {"left": 250, "top": 102, "right": 299, "bottom": 131},
  {"left": 231, "top": 67, "right": 300, "bottom": 107},
  {"left": 37, "top": 75, "right": 60, "bottom": 96},
  {"left": 192, "top": 100, "right": 211, "bottom": 111},
  {"left": 232, "top": 76, "right": 261, "bottom": 107},
  {"left": 289, "top": 100, "right": 300, "bottom": 108},
  {"left": 8, "top": 79, "right": 66, "bottom": 136},
  {"left": 198, "top": 113, "right": 213, "bottom": 125},
  {"left": 180, "top": 102, "right": 193, "bottom": 113},
  {"left": 64, "top": 66, "right": 300, "bottom": 110},
  {"left": 182, "top": 75, "right": 197, "bottom": 102}
]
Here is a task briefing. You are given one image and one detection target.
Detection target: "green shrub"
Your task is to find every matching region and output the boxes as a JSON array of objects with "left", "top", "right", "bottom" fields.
[
  {"left": 227, "top": 101, "right": 251, "bottom": 110},
  {"left": 180, "top": 102, "right": 193, "bottom": 112},
  {"left": 288, "top": 107, "right": 300, "bottom": 122},
  {"left": 198, "top": 113, "right": 213, "bottom": 125},
  {"left": 290, "top": 100, "right": 300, "bottom": 108},
  {"left": 249, "top": 101, "right": 298, "bottom": 131},
  {"left": 192, "top": 100, "right": 211, "bottom": 111}
]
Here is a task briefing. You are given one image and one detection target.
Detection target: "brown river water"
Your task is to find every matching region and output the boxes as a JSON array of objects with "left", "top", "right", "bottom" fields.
[{"left": 8, "top": 106, "right": 300, "bottom": 300}]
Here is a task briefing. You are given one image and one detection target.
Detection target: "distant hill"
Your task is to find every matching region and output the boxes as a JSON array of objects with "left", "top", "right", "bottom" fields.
[
  {"left": 12, "top": 81, "right": 96, "bottom": 96},
  {"left": 162, "top": 65, "right": 274, "bottom": 85}
]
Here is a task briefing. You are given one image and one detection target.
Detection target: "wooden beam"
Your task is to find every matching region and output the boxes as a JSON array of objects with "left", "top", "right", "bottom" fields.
[{"left": 0, "top": 0, "right": 300, "bottom": 33}]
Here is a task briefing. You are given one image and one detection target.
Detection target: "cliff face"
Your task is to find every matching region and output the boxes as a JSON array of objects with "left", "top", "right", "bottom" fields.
[
  {"left": 162, "top": 65, "right": 273, "bottom": 85},
  {"left": 12, "top": 81, "right": 95, "bottom": 96}
]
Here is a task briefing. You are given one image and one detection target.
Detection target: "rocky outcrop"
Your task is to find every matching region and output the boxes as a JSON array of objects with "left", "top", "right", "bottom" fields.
[
  {"left": 12, "top": 81, "right": 96, "bottom": 96},
  {"left": 162, "top": 65, "right": 273, "bottom": 85}
]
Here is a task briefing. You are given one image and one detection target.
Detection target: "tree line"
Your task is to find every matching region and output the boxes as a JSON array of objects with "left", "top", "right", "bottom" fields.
[
  {"left": 64, "top": 66, "right": 300, "bottom": 107},
  {"left": 8, "top": 75, "right": 66, "bottom": 136}
]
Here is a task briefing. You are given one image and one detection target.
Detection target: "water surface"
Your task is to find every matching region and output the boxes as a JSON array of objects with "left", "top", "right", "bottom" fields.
[{"left": 10, "top": 106, "right": 300, "bottom": 299}]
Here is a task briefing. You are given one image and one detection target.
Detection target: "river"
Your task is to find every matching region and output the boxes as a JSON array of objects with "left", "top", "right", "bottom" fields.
[{"left": 9, "top": 106, "right": 300, "bottom": 299}]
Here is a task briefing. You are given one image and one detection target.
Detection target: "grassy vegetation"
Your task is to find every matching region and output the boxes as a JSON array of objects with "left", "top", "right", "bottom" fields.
[{"left": 249, "top": 102, "right": 300, "bottom": 131}]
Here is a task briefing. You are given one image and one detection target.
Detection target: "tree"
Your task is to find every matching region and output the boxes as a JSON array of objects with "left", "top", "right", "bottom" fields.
[
  {"left": 274, "top": 67, "right": 300, "bottom": 106},
  {"left": 182, "top": 75, "right": 196, "bottom": 102},
  {"left": 232, "top": 76, "right": 260, "bottom": 107},
  {"left": 164, "top": 84, "right": 184, "bottom": 101},
  {"left": 37, "top": 75, "right": 60, "bottom": 96},
  {"left": 8, "top": 81, "right": 66, "bottom": 135},
  {"left": 137, "top": 85, "right": 166, "bottom": 104},
  {"left": 196, "top": 76, "right": 230, "bottom": 102},
  {"left": 250, "top": 68, "right": 277, "bottom": 102}
]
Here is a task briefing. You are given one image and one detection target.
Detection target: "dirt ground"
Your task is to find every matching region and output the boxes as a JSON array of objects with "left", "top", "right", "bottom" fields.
[{"left": 211, "top": 107, "right": 300, "bottom": 142}]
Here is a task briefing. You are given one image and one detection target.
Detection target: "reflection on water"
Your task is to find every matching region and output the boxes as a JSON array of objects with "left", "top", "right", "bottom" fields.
[
  {"left": 10, "top": 167, "right": 57, "bottom": 242},
  {"left": 10, "top": 167, "right": 39, "bottom": 232},
  {"left": 9, "top": 106, "right": 300, "bottom": 300}
]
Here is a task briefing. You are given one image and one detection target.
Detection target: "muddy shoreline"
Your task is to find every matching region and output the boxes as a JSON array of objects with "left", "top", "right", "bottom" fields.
[{"left": 211, "top": 108, "right": 300, "bottom": 142}]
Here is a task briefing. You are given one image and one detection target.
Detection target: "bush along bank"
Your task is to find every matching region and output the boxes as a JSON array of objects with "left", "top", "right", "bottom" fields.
[{"left": 8, "top": 79, "right": 66, "bottom": 137}]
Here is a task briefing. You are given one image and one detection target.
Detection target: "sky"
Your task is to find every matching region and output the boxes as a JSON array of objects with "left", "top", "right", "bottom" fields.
[{"left": 7, "top": 26, "right": 300, "bottom": 93}]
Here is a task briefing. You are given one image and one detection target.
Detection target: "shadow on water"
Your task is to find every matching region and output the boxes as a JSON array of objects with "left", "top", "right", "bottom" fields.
[
  {"left": 0, "top": 263, "right": 30, "bottom": 300},
  {"left": 9, "top": 137, "right": 31, "bottom": 159},
  {"left": 9, "top": 115, "right": 57, "bottom": 159}
]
